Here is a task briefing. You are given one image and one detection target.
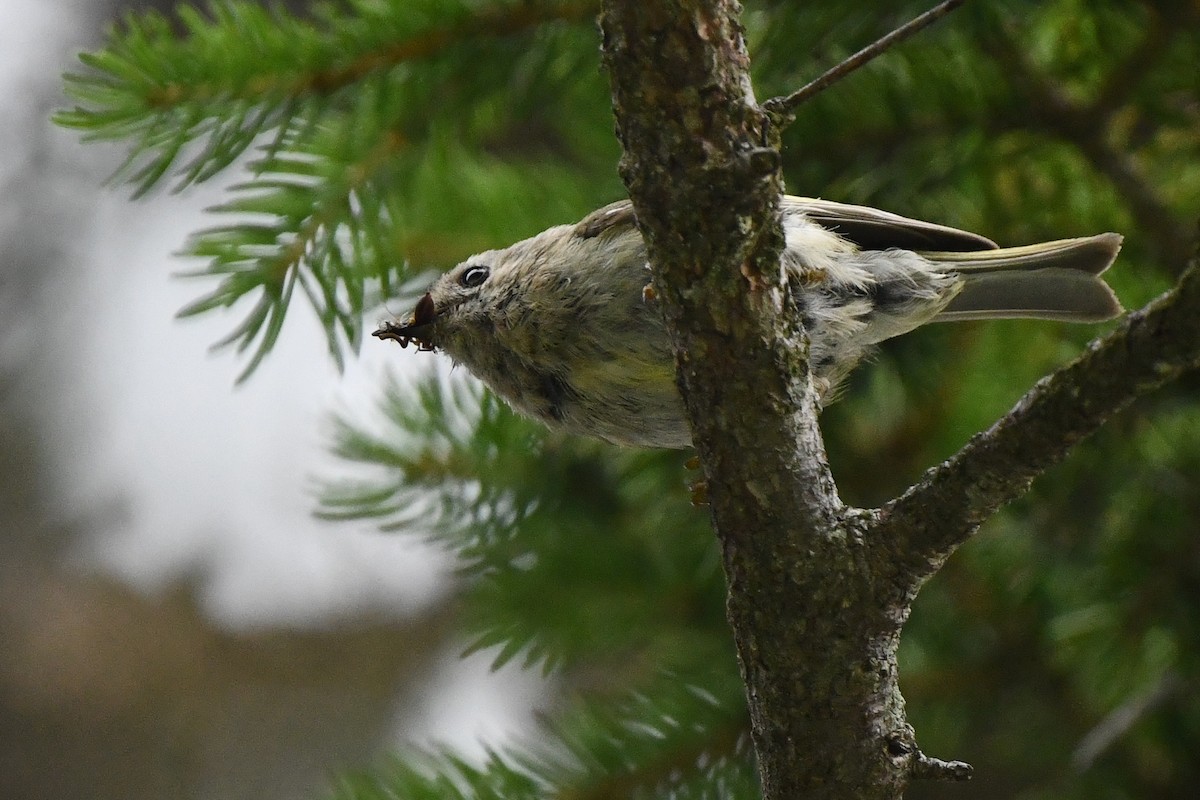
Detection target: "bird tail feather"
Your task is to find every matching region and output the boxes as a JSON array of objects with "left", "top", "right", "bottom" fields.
[{"left": 930, "top": 233, "right": 1124, "bottom": 323}]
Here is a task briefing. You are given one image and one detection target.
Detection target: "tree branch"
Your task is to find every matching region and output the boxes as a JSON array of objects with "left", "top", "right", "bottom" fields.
[
  {"left": 763, "top": 0, "right": 965, "bottom": 125},
  {"left": 599, "top": 3, "right": 1199, "bottom": 799},
  {"left": 876, "top": 244, "right": 1200, "bottom": 581},
  {"left": 145, "top": 0, "right": 600, "bottom": 105},
  {"left": 599, "top": 2, "right": 928, "bottom": 799}
]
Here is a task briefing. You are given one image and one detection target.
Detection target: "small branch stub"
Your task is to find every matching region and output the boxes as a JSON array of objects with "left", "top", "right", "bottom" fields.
[
  {"left": 887, "top": 730, "right": 973, "bottom": 784},
  {"left": 912, "top": 754, "right": 974, "bottom": 782}
]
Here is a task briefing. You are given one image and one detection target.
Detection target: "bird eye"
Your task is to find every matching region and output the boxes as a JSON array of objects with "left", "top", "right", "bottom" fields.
[{"left": 460, "top": 265, "right": 490, "bottom": 288}]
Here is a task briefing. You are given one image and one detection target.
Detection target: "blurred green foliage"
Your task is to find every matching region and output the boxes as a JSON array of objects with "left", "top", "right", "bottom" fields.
[{"left": 59, "top": 0, "right": 1199, "bottom": 797}]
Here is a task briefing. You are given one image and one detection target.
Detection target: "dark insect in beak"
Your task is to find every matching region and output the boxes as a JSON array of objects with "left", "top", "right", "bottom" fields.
[{"left": 373, "top": 292, "right": 438, "bottom": 351}]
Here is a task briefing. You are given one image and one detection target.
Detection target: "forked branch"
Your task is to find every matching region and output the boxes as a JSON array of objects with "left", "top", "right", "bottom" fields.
[{"left": 876, "top": 243, "right": 1200, "bottom": 582}]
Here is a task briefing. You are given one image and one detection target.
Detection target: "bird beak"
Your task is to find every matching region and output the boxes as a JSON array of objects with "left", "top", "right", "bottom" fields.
[{"left": 373, "top": 292, "right": 438, "bottom": 350}]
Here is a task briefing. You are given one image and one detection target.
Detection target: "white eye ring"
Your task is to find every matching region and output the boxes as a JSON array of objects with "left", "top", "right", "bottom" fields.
[{"left": 460, "top": 265, "right": 490, "bottom": 288}]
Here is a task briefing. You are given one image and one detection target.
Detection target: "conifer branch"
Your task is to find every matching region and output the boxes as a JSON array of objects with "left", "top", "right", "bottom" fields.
[
  {"left": 176, "top": 127, "right": 410, "bottom": 380},
  {"left": 329, "top": 665, "right": 752, "bottom": 799},
  {"left": 57, "top": 0, "right": 598, "bottom": 195},
  {"left": 303, "top": 1, "right": 599, "bottom": 97},
  {"left": 550, "top": 676, "right": 751, "bottom": 799},
  {"left": 59, "top": 0, "right": 610, "bottom": 380}
]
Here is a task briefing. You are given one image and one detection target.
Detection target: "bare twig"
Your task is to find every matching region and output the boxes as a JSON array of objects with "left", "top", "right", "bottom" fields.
[
  {"left": 912, "top": 753, "right": 974, "bottom": 782},
  {"left": 886, "top": 732, "right": 974, "bottom": 782},
  {"left": 763, "top": 0, "right": 965, "bottom": 124}
]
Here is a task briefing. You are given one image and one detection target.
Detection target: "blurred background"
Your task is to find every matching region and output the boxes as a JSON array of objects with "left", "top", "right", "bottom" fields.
[
  {"left": 1, "top": 2, "right": 547, "bottom": 799},
  {"left": 2, "top": 1, "right": 1198, "bottom": 799}
]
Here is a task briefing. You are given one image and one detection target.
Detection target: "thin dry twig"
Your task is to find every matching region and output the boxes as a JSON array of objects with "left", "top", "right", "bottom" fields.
[{"left": 763, "top": 0, "right": 965, "bottom": 124}]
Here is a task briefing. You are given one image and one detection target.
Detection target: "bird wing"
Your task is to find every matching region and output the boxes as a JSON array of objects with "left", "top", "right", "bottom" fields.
[
  {"left": 574, "top": 200, "right": 638, "bottom": 239},
  {"left": 787, "top": 197, "right": 998, "bottom": 252},
  {"left": 573, "top": 197, "right": 999, "bottom": 253}
]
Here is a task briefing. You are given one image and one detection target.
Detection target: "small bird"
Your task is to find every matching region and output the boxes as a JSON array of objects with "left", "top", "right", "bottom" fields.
[{"left": 374, "top": 197, "right": 1122, "bottom": 449}]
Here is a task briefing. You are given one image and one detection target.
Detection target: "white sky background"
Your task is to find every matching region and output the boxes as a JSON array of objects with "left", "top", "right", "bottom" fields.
[{"left": 2, "top": 0, "right": 542, "bottom": 755}]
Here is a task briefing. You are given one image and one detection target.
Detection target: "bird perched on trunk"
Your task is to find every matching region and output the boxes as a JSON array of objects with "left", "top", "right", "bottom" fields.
[{"left": 374, "top": 197, "right": 1122, "bottom": 449}]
